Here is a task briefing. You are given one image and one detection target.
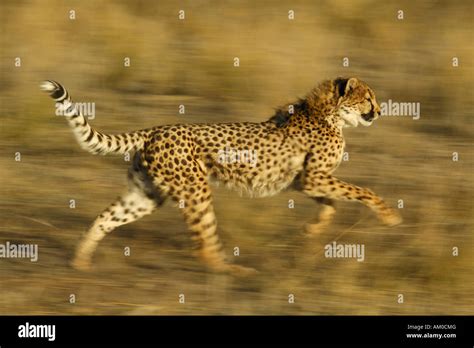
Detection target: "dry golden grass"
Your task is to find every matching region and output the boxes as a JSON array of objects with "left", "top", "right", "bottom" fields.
[{"left": 0, "top": 0, "right": 472, "bottom": 314}]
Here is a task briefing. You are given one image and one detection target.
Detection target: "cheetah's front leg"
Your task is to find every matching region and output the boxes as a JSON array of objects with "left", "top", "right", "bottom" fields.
[
  {"left": 301, "top": 171, "right": 402, "bottom": 231},
  {"left": 304, "top": 197, "right": 336, "bottom": 236}
]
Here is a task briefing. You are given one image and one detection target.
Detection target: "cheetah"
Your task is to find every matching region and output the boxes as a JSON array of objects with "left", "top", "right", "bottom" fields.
[{"left": 40, "top": 77, "right": 402, "bottom": 275}]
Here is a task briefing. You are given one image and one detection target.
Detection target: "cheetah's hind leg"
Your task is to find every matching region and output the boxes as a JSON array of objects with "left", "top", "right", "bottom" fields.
[
  {"left": 175, "top": 185, "right": 258, "bottom": 276},
  {"left": 71, "top": 165, "right": 165, "bottom": 271},
  {"left": 157, "top": 160, "right": 258, "bottom": 276}
]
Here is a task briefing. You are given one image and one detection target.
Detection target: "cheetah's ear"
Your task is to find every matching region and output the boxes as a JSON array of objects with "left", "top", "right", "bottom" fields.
[
  {"left": 335, "top": 77, "right": 358, "bottom": 97},
  {"left": 335, "top": 78, "right": 349, "bottom": 97},
  {"left": 345, "top": 77, "right": 359, "bottom": 94}
]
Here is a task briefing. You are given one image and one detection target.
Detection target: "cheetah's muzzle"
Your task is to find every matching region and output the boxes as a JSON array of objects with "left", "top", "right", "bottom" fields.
[{"left": 361, "top": 111, "right": 375, "bottom": 122}]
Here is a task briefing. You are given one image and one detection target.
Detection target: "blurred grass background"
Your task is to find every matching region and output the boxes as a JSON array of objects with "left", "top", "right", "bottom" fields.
[{"left": 0, "top": 0, "right": 472, "bottom": 314}]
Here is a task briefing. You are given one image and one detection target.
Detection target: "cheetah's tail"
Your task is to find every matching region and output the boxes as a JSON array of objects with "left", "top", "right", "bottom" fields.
[{"left": 40, "top": 80, "right": 153, "bottom": 155}]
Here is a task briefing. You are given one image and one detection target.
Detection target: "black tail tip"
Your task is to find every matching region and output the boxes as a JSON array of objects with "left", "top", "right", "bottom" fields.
[{"left": 40, "top": 80, "right": 65, "bottom": 99}]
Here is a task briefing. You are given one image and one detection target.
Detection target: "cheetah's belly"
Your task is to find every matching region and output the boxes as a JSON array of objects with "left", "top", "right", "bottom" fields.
[{"left": 208, "top": 153, "right": 306, "bottom": 198}]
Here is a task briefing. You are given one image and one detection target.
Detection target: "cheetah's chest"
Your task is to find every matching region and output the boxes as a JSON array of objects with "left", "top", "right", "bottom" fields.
[
  {"left": 311, "top": 131, "right": 345, "bottom": 173},
  {"left": 330, "top": 138, "right": 345, "bottom": 171}
]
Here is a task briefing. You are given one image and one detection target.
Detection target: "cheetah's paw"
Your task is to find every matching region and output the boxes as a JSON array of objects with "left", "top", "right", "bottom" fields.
[
  {"left": 70, "top": 257, "right": 93, "bottom": 272},
  {"left": 227, "top": 264, "right": 259, "bottom": 277},
  {"left": 304, "top": 222, "right": 330, "bottom": 236},
  {"left": 380, "top": 208, "right": 403, "bottom": 226}
]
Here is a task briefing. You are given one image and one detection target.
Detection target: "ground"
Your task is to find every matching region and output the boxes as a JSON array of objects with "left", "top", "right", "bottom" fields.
[{"left": 0, "top": 0, "right": 472, "bottom": 315}]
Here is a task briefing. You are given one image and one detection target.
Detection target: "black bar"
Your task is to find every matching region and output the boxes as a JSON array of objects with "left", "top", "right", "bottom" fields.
[{"left": 0, "top": 316, "right": 472, "bottom": 346}]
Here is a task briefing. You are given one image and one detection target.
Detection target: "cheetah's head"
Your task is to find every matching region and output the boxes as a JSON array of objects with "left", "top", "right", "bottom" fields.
[{"left": 335, "top": 77, "right": 381, "bottom": 128}]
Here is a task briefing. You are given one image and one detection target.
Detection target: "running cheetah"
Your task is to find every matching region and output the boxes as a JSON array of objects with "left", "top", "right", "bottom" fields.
[{"left": 40, "top": 77, "right": 402, "bottom": 275}]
